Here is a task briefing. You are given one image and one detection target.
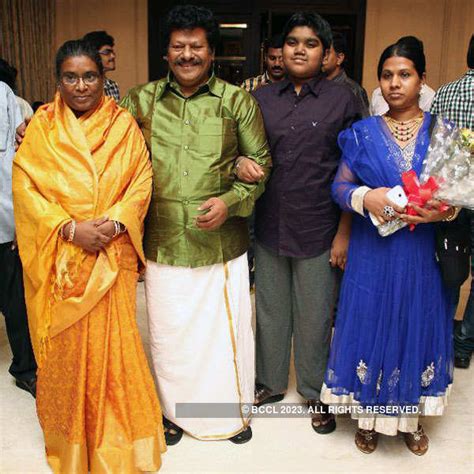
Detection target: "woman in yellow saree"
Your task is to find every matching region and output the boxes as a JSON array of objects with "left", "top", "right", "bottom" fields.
[{"left": 12, "top": 40, "right": 166, "bottom": 473}]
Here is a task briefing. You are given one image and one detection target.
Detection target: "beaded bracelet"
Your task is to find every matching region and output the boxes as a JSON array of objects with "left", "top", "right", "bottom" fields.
[
  {"left": 67, "top": 220, "right": 76, "bottom": 242},
  {"left": 59, "top": 223, "right": 66, "bottom": 240}
]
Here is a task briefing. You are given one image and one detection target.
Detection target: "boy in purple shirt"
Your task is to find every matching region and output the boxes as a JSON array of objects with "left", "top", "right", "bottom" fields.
[{"left": 236, "top": 11, "right": 360, "bottom": 434}]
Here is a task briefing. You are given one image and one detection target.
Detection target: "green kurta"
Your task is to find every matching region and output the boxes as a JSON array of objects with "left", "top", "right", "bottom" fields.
[{"left": 120, "top": 75, "right": 271, "bottom": 268}]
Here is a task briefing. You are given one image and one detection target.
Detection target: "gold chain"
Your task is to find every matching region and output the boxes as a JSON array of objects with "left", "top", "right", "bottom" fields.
[{"left": 384, "top": 113, "right": 424, "bottom": 143}]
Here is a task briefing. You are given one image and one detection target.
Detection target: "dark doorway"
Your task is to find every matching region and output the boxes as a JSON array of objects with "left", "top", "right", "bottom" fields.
[{"left": 149, "top": 0, "right": 366, "bottom": 85}]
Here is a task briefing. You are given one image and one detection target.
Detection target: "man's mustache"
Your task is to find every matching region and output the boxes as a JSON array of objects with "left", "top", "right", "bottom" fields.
[
  {"left": 174, "top": 58, "right": 203, "bottom": 66},
  {"left": 271, "top": 67, "right": 283, "bottom": 71}
]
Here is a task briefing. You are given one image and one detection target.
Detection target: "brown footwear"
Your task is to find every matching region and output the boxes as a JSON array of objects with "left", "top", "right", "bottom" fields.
[
  {"left": 404, "top": 425, "right": 429, "bottom": 456},
  {"left": 254, "top": 383, "right": 284, "bottom": 407},
  {"left": 307, "top": 400, "right": 336, "bottom": 434},
  {"left": 355, "top": 429, "right": 378, "bottom": 453}
]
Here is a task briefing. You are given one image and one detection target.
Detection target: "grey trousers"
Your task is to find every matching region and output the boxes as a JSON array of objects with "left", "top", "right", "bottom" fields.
[{"left": 255, "top": 241, "right": 338, "bottom": 400}]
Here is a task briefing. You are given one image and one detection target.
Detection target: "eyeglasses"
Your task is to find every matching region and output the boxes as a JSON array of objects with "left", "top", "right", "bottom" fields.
[
  {"left": 99, "top": 48, "right": 115, "bottom": 56},
  {"left": 60, "top": 72, "right": 101, "bottom": 86}
]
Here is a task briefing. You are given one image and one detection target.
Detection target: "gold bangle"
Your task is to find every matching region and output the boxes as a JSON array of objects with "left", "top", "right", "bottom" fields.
[
  {"left": 67, "top": 220, "right": 76, "bottom": 242},
  {"left": 443, "top": 207, "right": 459, "bottom": 222}
]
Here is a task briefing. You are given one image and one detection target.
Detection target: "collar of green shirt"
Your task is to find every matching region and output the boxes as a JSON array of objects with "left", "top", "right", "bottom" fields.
[{"left": 155, "top": 72, "right": 225, "bottom": 101}]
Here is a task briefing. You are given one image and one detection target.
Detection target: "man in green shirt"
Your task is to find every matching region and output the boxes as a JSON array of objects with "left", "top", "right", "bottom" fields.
[{"left": 121, "top": 5, "right": 271, "bottom": 445}]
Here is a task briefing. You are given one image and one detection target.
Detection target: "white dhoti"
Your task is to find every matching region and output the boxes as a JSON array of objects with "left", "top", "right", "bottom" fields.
[{"left": 145, "top": 253, "right": 254, "bottom": 439}]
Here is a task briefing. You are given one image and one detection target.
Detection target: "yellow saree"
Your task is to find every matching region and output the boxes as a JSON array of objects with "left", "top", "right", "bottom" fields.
[{"left": 13, "top": 94, "right": 166, "bottom": 473}]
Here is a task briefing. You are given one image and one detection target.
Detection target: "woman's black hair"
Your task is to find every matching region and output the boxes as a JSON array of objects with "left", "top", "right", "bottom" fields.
[
  {"left": 281, "top": 12, "right": 333, "bottom": 52},
  {"left": 55, "top": 40, "right": 104, "bottom": 80},
  {"left": 377, "top": 36, "right": 426, "bottom": 80},
  {"left": 164, "top": 4, "right": 220, "bottom": 51}
]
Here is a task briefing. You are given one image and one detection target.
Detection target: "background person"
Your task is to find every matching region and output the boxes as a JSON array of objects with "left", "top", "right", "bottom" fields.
[
  {"left": 323, "top": 31, "right": 369, "bottom": 117},
  {"left": 0, "top": 80, "right": 37, "bottom": 397},
  {"left": 83, "top": 30, "right": 120, "bottom": 101},
  {"left": 241, "top": 34, "right": 286, "bottom": 92},
  {"left": 430, "top": 34, "right": 474, "bottom": 369},
  {"left": 0, "top": 59, "right": 33, "bottom": 120}
]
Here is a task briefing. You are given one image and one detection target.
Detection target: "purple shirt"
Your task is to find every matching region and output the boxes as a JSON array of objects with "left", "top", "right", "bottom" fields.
[{"left": 253, "top": 75, "right": 360, "bottom": 258}]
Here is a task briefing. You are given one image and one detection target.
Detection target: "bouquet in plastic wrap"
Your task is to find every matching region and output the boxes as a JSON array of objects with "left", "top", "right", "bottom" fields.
[
  {"left": 419, "top": 117, "right": 474, "bottom": 209},
  {"left": 399, "top": 117, "right": 474, "bottom": 231}
]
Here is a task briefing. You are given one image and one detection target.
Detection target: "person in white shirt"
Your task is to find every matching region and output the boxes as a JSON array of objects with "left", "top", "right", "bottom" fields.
[
  {"left": 369, "top": 36, "right": 436, "bottom": 115},
  {"left": 0, "top": 81, "right": 37, "bottom": 397},
  {"left": 0, "top": 59, "right": 33, "bottom": 120}
]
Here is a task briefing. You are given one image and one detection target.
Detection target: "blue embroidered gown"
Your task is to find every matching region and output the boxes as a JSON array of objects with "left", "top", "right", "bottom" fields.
[{"left": 321, "top": 113, "right": 453, "bottom": 435}]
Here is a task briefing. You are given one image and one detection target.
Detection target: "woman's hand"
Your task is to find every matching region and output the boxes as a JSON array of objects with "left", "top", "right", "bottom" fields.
[
  {"left": 96, "top": 220, "right": 116, "bottom": 238},
  {"left": 330, "top": 231, "right": 350, "bottom": 270},
  {"left": 235, "top": 156, "right": 264, "bottom": 183},
  {"left": 400, "top": 200, "right": 454, "bottom": 224},
  {"left": 63, "top": 216, "right": 111, "bottom": 252},
  {"left": 363, "top": 187, "right": 405, "bottom": 224}
]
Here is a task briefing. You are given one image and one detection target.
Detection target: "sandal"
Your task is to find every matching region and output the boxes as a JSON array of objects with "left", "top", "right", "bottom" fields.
[
  {"left": 163, "top": 416, "right": 184, "bottom": 446},
  {"left": 307, "top": 400, "right": 336, "bottom": 435},
  {"left": 355, "top": 429, "right": 378, "bottom": 454},
  {"left": 229, "top": 426, "right": 252, "bottom": 444},
  {"left": 404, "top": 425, "right": 429, "bottom": 456}
]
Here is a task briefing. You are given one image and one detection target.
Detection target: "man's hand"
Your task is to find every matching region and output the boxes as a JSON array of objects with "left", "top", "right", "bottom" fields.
[
  {"left": 235, "top": 156, "right": 264, "bottom": 184},
  {"left": 64, "top": 216, "right": 111, "bottom": 252},
  {"left": 196, "top": 198, "right": 228, "bottom": 231},
  {"left": 15, "top": 117, "right": 30, "bottom": 150}
]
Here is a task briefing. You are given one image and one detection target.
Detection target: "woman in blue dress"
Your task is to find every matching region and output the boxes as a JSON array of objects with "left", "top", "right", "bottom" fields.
[{"left": 321, "top": 38, "right": 455, "bottom": 455}]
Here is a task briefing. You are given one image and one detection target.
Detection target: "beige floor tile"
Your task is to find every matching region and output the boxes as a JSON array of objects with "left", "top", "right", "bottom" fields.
[{"left": 1, "top": 283, "right": 472, "bottom": 473}]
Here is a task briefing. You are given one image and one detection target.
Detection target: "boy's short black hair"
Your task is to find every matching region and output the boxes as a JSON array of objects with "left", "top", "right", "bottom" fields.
[{"left": 282, "top": 12, "right": 333, "bottom": 52}]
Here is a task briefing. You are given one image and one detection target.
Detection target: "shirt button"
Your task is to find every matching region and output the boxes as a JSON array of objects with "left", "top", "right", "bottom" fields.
[
  {"left": 184, "top": 119, "right": 190, "bottom": 125},
  {"left": 184, "top": 145, "right": 189, "bottom": 150},
  {"left": 183, "top": 171, "right": 188, "bottom": 176},
  {"left": 291, "top": 126, "right": 295, "bottom": 130}
]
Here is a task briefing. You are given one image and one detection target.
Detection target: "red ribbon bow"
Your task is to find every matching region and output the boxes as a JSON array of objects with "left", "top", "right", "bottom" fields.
[{"left": 401, "top": 170, "right": 448, "bottom": 231}]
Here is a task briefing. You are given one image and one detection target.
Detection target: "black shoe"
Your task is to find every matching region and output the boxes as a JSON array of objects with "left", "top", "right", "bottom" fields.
[
  {"left": 254, "top": 383, "right": 284, "bottom": 407},
  {"left": 163, "top": 416, "right": 184, "bottom": 446},
  {"left": 454, "top": 355, "right": 471, "bottom": 369},
  {"left": 229, "top": 426, "right": 252, "bottom": 444},
  {"left": 15, "top": 378, "right": 36, "bottom": 398}
]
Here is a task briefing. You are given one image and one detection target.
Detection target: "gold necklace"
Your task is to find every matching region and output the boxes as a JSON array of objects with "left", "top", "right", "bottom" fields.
[{"left": 384, "top": 113, "right": 424, "bottom": 142}]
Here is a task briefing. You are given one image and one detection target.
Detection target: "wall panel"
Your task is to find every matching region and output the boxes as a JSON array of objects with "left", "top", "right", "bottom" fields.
[
  {"left": 363, "top": 0, "right": 473, "bottom": 96},
  {"left": 55, "top": 0, "right": 148, "bottom": 97}
]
